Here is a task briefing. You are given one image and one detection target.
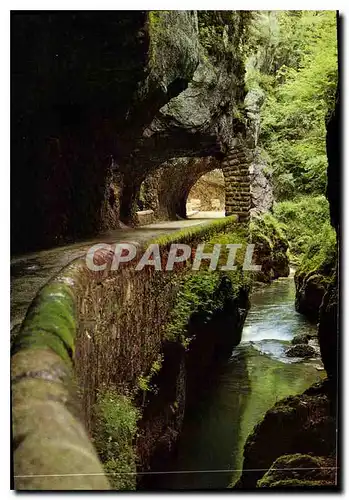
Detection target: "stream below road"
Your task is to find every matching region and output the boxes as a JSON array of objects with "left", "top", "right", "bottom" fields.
[{"left": 150, "top": 272, "right": 324, "bottom": 490}]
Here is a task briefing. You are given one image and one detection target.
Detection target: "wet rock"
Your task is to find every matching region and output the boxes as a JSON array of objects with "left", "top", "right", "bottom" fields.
[
  {"left": 285, "top": 344, "right": 316, "bottom": 358},
  {"left": 318, "top": 275, "right": 338, "bottom": 381},
  {"left": 291, "top": 334, "right": 310, "bottom": 346},
  {"left": 295, "top": 272, "right": 327, "bottom": 321}
]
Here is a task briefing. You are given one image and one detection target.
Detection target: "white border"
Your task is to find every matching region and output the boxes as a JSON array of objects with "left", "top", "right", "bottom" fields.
[{"left": 3, "top": 3, "right": 348, "bottom": 499}]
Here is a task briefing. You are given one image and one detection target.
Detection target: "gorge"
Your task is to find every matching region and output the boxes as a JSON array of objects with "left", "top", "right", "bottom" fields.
[{"left": 11, "top": 10, "right": 340, "bottom": 491}]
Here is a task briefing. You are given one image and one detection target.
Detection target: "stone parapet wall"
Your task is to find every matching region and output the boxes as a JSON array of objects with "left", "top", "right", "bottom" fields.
[
  {"left": 136, "top": 209, "right": 155, "bottom": 225},
  {"left": 11, "top": 216, "right": 238, "bottom": 490}
]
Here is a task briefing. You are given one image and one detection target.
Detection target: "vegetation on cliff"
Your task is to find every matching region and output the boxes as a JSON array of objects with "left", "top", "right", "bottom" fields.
[
  {"left": 250, "top": 212, "right": 290, "bottom": 282},
  {"left": 165, "top": 216, "right": 290, "bottom": 345},
  {"left": 246, "top": 11, "right": 337, "bottom": 200},
  {"left": 272, "top": 195, "right": 337, "bottom": 320},
  {"left": 273, "top": 195, "right": 332, "bottom": 262}
]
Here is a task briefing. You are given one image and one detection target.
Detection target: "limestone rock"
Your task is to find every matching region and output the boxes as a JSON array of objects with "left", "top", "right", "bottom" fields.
[{"left": 249, "top": 150, "right": 274, "bottom": 216}]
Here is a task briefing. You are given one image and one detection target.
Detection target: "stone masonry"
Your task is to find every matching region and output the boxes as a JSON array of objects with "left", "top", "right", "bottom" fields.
[{"left": 222, "top": 147, "right": 251, "bottom": 221}]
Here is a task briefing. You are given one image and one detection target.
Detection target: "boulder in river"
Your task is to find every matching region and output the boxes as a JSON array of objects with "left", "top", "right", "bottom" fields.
[
  {"left": 257, "top": 453, "right": 336, "bottom": 488},
  {"left": 236, "top": 380, "right": 337, "bottom": 489},
  {"left": 291, "top": 334, "right": 311, "bottom": 346},
  {"left": 285, "top": 344, "right": 316, "bottom": 358}
]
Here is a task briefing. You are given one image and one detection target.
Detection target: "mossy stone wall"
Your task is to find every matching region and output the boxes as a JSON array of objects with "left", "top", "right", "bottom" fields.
[{"left": 12, "top": 216, "right": 241, "bottom": 490}]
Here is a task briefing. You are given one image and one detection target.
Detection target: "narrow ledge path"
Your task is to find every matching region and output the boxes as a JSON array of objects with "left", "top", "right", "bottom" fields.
[{"left": 11, "top": 212, "right": 223, "bottom": 332}]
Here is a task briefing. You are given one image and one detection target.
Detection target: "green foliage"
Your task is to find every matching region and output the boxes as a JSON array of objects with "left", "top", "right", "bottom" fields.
[
  {"left": 250, "top": 212, "right": 288, "bottom": 250},
  {"left": 198, "top": 11, "right": 253, "bottom": 63},
  {"left": 137, "top": 353, "right": 163, "bottom": 394},
  {"left": 298, "top": 224, "right": 337, "bottom": 279},
  {"left": 273, "top": 195, "right": 332, "bottom": 262},
  {"left": 166, "top": 270, "right": 246, "bottom": 348},
  {"left": 274, "top": 194, "right": 336, "bottom": 290},
  {"left": 249, "top": 212, "right": 290, "bottom": 282},
  {"left": 93, "top": 389, "right": 140, "bottom": 490},
  {"left": 246, "top": 11, "right": 338, "bottom": 200},
  {"left": 201, "top": 223, "right": 249, "bottom": 269},
  {"left": 165, "top": 223, "right": 254, "bottom": 346}
]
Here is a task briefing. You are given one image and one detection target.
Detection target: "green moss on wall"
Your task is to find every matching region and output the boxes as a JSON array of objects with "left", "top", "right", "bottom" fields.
[
  {"left": 149, "top": 215, "right": 238, "bottom": 248},
  {"left": 11, "top": 280, "right": 78, "bottom": 363}
]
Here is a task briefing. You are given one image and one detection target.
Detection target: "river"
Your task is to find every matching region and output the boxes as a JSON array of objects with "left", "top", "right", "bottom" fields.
[{"left": 149, "top": 273, "right": 325, "bottom": 490}]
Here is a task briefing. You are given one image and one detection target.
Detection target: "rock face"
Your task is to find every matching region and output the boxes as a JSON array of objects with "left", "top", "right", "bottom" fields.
[
  {"left": 295, "top": 273, "right": 329, "bottom": 321},
  {"left": 245, "top": 88, "right": 274, "bottom": 215},
  {"left": 318, "top": 84, "right": 340, "bottom": 382},
  {"left": 249, "top": 149, "right": 274, "bottom": 216},
  {"left": 12, "top": 11, "right": 252, "bottom": 253},
  {"left": 236, "top": 381, "right": 337, "bottom": 489},
  {"left": 318, "top": 273, "right": 338, "bottom": 381}
]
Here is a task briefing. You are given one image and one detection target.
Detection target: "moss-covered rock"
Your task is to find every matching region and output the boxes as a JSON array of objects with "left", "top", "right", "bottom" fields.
[
  {"left": 257, "top": 454, "right": 336, "bottom": 488},
  {"left": 285, "top": 344, "right": 316, "bottom": 359},
  {"left": 294, "top": 222, "right": 337, "bottom": 321},
  {"left": 291, "top": 334, "right": 311, "bottom": 345},
  {"left": 250, "top": 213, "right": 290, "bottom": 283},
  {"left": 236, "top": 380, "right": 336, "bottom": 489}
]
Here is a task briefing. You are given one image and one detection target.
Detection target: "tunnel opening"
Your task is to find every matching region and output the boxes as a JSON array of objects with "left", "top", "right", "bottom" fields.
[{"left": 186, "top": 169, "right": 225, "bottom": 218}]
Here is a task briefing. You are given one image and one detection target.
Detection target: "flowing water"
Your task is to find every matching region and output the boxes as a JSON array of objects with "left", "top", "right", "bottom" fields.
[{"left": 151, "top": 273, "right": 325, "bottom": 490}]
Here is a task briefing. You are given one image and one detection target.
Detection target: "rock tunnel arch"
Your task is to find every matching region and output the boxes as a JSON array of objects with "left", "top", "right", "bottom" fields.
[{"left": 139, "top": 148, "right": 251, "bottom": 222}]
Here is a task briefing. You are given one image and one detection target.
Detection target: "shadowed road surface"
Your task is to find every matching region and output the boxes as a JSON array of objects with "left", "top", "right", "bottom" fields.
[{"left": 11, "top": 212, "right": 225, "bottom": 332}]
